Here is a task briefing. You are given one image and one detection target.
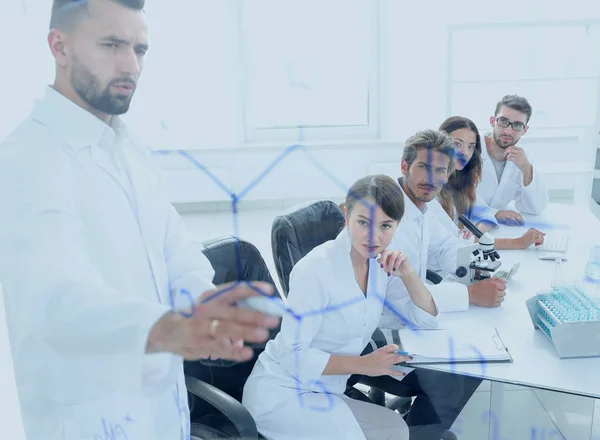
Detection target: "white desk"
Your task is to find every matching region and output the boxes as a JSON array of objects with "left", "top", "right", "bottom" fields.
[
  {"left": 387, "top": 204, "right": 600, "bottom": 439},
  {"left": 415, "top": 204, "right": 600, "bottom": 396}
]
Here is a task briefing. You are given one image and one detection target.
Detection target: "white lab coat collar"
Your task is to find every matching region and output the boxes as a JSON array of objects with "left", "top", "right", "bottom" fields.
[
  {"left": 397, "top": 177, "right": 427, "bottom": 221},
  {"left": 480, "top": 132, "right": 519, "bottom": 184},
  {"left": 31, "top": 86, "right": 127, "bottom": 150},
  {"left": 335, "top": 225, "right": 353, "bottom": 254},
  {"left": 31, "top": 87, "right": 153, "bottom": 220},
  {"left": 480, "top": 134, "right": 491, "bottom": 161},
  {"left": 480, "top": 133, "right": 499, "bottom": 182}
]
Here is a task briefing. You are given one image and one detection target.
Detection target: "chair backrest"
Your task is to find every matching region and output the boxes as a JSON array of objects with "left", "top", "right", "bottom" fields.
[
  {"left": 271, "top": 200, "right": 346, "bottom": 296},
  {"left": 202, "top": 236, "right": 280, "bottom": 295},
  {"left": 184, "top": 236, "right": 281, "bottom": 419}
]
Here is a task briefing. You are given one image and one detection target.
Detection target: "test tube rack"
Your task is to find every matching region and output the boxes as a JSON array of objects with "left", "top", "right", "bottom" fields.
[{"left": 526, "top": 286, "right": 600, "bottom": 359}]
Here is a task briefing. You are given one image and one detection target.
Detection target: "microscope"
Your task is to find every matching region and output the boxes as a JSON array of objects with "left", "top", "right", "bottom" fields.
[{"left": 454, "top": 215, "right": 502, "bottom": 285}]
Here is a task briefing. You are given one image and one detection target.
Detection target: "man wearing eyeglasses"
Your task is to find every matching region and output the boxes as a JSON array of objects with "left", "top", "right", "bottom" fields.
[{"left": 478, "top": 95, "right": 549, "bottom": 226}]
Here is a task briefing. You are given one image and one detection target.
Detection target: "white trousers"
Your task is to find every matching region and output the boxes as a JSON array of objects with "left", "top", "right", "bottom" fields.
[
  {"left": 344, "top": 395, "right": 409, "bottom": 440},
  {"left": 252, "top": 392, "right": 409, "bottom": 440}
]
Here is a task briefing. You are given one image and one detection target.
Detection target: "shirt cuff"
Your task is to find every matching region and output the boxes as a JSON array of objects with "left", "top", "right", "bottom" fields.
[
  {"left": 140, "top": 304, "right": 182, "bottom": 394},
  {"left": 428, "top": 282, "right": 469, "bottom": 313},
  {"left": 171, "top": 272, "right": 216, "bottom": 304}
]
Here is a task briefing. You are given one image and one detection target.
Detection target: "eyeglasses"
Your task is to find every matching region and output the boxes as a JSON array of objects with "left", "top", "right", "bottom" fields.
[{"left": 495, "top": 117, "right": 526, "bottom": 132}]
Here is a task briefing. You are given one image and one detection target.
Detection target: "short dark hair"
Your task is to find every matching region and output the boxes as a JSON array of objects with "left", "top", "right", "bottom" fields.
[
  {"left": 402, "top": 128, "right": 455, "bottom": 174},
  {"left": 345, "top": 175, "right": 405, "bottom": 222},
  {"left": 50, "top": 0, "right": 145, "bottom": 31},
  {"left": 494, "top": 94, "right": 533, "bottom": 123}
]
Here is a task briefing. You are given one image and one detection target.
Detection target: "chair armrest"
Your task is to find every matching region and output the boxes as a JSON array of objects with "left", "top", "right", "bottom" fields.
[
  {"left": 185, "top": 375, "right": 258, "bottom": 440},
  {"left": 371, "top": 327, "right": 387, "bottom": 348},
  {"left": 426, "top": 270, "right": 443, "bottom": 285}
]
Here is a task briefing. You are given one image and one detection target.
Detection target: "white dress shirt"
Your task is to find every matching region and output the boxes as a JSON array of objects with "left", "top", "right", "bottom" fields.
[
  {"left": 0, "top": 87, "right": 215, "bottom": 440},
  {"left": 383, "top": 181, "right": 470, "bottom": 314},
  {"left": 242, "top": 229, "right": 438, "bottom": 439},
  {"left": 478, "top": 133, "right": 549, "bottom": 215}
]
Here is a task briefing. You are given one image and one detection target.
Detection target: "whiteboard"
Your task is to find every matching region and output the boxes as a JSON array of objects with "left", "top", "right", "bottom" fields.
[{"left": 0, "top": 283, "right": 26, "bottom": 440}]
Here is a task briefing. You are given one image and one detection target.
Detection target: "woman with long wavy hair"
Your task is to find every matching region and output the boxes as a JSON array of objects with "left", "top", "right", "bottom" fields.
[{"left": 434, "top": 116, "right": 545, "bottom": 250}]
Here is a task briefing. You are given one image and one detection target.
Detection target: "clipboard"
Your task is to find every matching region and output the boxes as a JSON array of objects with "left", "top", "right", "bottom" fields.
[{"left": 393, "top": 326, "right": 513, "bottom": 365}]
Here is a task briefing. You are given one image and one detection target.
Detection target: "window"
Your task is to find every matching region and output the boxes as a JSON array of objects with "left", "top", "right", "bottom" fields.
[
  {"left": 238, "top": 0, "right": 380, "bottom": 143},
  {"left": 124, "top": 0, "right": 240, "bottom": 150},
  {"left": 4, "top": 1, "right": 380, "bottom": 149},
  {"left": 448, "top": 23, "right": 600, "bottom": 134}
]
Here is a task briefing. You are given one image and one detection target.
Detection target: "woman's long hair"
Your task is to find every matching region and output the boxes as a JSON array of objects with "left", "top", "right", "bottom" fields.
[{"left": 438, "top": 116, "right": 483, "bottom": 222}]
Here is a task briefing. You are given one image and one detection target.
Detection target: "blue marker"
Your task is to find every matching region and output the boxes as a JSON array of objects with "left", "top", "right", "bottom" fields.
[{"left": 396, "top": 351, "right": 414, "bottom": 358}]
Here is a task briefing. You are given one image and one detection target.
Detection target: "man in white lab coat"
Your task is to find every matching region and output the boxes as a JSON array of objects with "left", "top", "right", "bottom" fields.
[
  {"left": 478, "top": 95, "right": 549, "bottom": 225},
  {"left": 386, "top": 129, "right": 508, "bottom": 314},
  {"left": 0, "top": 1, "right": 279, "bottom": 440}
]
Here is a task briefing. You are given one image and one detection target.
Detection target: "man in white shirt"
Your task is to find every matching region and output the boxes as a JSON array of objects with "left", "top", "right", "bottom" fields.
[
  {"left": 387, "top": 129, "right": 507, "bottom": 313},
  {"left": 0, "top": 1, "right": 279, "bottom": 440},
  {"left": 478, "top": 95, "right": 549, "bottom": 225}
]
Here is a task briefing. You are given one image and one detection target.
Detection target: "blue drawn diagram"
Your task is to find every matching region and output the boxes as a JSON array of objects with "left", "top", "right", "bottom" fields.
[
  {"left": 155, "top": 83, "right": 503, "bottom": 438},
  {"left": 153, "top": 66, "right": 588, "bottom": 439},
  {"left": 159, "top": 129, "right": 581, "bottom": 438}
]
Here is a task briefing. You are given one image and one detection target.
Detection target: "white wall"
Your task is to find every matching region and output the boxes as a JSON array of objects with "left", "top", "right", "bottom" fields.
[
  {"left": 1, "top": 1, "right": 599, "bottom": 207},
  {"left": 160, "top": 141, "right": 404, "bottom": 205},
  {"left": 160, "top": 0, "right": 600, "bottom": 207}
]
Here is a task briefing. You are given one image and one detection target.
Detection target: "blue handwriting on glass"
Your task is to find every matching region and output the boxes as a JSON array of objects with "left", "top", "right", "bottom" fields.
[{"left": 94, "top": 417, "right": 128, "bottom": 440}]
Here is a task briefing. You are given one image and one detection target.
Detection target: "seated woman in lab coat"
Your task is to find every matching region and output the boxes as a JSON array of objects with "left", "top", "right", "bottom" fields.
[
  {"left": 433, "top": 116, "right": 545, "bottom": 250},
  {"left": 242, "top": 175, "right": 440, "bottom": 440}
]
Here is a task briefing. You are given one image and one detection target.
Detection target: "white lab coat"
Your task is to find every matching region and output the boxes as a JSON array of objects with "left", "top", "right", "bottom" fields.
[
  {"left": 478, "top": 133, "right": 549, "bottom": 215},
  {"left": 429, "top": 196, "right": 497, "bottom": 236},
  {"left": 242, "top": 229, "right": 438, "bottom": 440},
  {"left": 429, "top": 198, "right": 465, "bottom": 238},
  {"left": 459, "top": 192, "right": 499, "bottom": 228},
  {"left": 0, "top": 87, "right": 215, "bottom": 440},
  {"left": 382, "top": 182, "right": 469, "bottom": 314},
  {"left": 472, "top": 192, "right": 499, "bottom": 227}
]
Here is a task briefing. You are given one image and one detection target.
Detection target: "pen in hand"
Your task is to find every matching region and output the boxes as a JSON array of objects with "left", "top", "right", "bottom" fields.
[{"left": 396, "top": 351, "right": 414, "bottom": 360}]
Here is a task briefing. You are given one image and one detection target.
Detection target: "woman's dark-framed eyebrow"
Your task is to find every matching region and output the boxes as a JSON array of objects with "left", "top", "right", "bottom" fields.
[
  {"left": 357, "top": 214, "right": 394, "bottom": 225},
  {"left": 453, "top": 137, "right": 475, "bottom": 147},
  {"left": 99, "top": 35, "right": 149, "bottom": 53}
]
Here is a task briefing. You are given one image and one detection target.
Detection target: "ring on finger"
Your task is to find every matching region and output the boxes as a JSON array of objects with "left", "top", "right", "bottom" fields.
[{"left": 210, "top": 319, "right": 220, "bottom": 336}]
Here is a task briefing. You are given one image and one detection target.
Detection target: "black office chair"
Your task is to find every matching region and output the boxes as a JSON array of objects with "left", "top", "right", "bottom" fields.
[
  {"left": 272, "top": 199, "right": 443, "bottom": 297},
  {"left": 184, "top": 236, "right": 281, "bottom": 440},
  {"left": 272, "top": 200, "right": 345, "bottom": 296},
  {"left": 271, "top": 200, "right": 457, "bottom": 440}
]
